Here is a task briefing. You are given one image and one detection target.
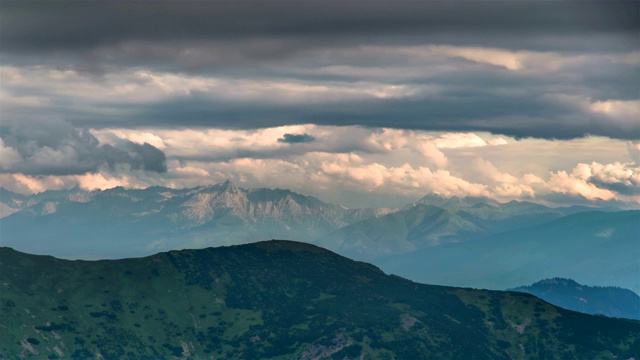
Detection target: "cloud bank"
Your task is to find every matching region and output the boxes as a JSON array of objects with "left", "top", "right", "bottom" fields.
[
  {"left": 2, "top": 124, "right": 637, "bottom": 208},
  {"left": 0, "top": 2, "right": 637, "bottom": 208}
]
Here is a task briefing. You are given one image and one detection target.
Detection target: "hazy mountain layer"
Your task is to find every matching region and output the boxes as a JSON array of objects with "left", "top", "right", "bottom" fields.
[
  {"left": 2, "top": 241, "right": 639, "bottom": 359},
  {"left": 0, "top": 182, "right": 387, "bottom": 259},
  {"left": 0, "top": 187, "right": 29, "bottom": 218},
  {"left": 378, "top": 210, "right": 640, "bottom": 294},
  {"left": 3, "top": 183, "right": 605, "bottom": 261},
  {"left": 2, "top": 183, "right": 632, "bottom": 297},
  {"left": 509, "top": 278, "right": 640, "bottom": 320},
  {"left": 315, "top": 195, "right": 575, "bottom": 260}
]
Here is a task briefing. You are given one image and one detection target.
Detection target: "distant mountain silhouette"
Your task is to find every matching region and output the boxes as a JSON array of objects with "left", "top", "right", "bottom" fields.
[
  {"left": 315, "top": 194, "right": 585, "bottom": 260},
  {"left": 509, "top": 278, "right": 640, "bottom": 320},
  {"left": 378, "top": 210, "right": 640, "bottom": 294}
]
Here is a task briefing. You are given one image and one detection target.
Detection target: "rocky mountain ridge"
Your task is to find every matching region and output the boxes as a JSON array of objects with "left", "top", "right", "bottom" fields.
[{"left": 0, "top": 182, "right": 389, "bottom": 258}]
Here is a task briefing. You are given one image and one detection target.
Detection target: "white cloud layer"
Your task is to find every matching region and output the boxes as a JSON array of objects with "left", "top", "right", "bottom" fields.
[{"left": 2, "top": 125, "right": 638, "bottom": 208}]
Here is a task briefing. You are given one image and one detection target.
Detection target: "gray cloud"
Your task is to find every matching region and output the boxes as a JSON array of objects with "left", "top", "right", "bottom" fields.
[
  {"left": 0, "top": 1, "right": 637, "bottom": 141},
  {"left": 588, "top": 179, "right": 640, "bottom": 196},
  {"left": 0, "top": 120, "right": 166, "bottom": 175},
  {"left": 111, "top": 92, "right": 637, "bottom": 140},
  {"left": 278, "top": 133, "right": 316, "bottom": 144},
  {"left": 102, "top": 141, "right": 167, "bottom": 173},
  {"left": 588, "top": 169, "right": 640, "bottom": 196},
  {"left": 1, "top": 2, "right": 636, "bottom": 54},
  {"left": 1, "top": 63, "right": 637, "bottom": 140}
]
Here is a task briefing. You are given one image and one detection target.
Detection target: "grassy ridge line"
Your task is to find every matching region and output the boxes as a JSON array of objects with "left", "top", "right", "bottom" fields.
[{"left": 1, "top": 241, "right": 639, "bottom": 359}]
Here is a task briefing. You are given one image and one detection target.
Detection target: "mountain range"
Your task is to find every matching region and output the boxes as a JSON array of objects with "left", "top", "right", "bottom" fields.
[
  {"left": 0, "top": 181, "right": 603, "bottom": 259},
  {"left": 509, "top": 278, "right": 640, "bottom": 320},
  {"left": 376, "top": 209, "right": 640, "bottom": 294},
  {"left": 2, "top": 241, "right": 639, "bottom": 359},
  {"left": 1, "top": 182, "right": 637, "bottom": 293},
  {"left": 315, "top": 194, "right": 589, "bottom": 260},
  {"left": 0, "top": 182, "right": 388, "bottom": 259}
]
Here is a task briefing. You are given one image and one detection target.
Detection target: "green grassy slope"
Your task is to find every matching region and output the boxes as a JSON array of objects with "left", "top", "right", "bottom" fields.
[{"left": 1, "top": 241, "right": 638, "bottom": 359}]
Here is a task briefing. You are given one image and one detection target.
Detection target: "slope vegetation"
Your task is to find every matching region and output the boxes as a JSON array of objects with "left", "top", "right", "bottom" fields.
[{"left": 1, "top": 241, "right": 638, "bottom": 359}]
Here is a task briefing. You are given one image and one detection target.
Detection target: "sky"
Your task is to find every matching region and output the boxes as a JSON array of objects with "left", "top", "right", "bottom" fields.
[{"left": 0, "top": 1, "right": 638, "bottom": 209}]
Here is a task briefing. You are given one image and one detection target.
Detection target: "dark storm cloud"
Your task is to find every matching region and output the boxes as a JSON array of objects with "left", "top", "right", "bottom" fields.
[
  {"left": 1, "top": 2, "right": 637, "bottom": 55},
  {"left": 103, "top": 141, "right": 167, "bottom": 174},
  {"left": 0, "top": 1, "right": 637, "bottom": 141},
  {"left": 0, "top": 120, "right": 167, "bottom": 175},
  {"left": 104, "top": 90, "right": 638, "bottom": 140},
  {"left": 278, "top": 133, "right": 316, "bottom": 144},
  {"left": 590, "top": 180, "right": 640, "bottom": 196},
  {"left": 588, "top": 176, "right": 640, "bottom": 196}
]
